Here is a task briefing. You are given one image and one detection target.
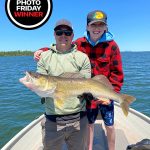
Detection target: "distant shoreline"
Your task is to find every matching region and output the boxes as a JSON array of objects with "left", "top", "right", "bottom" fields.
[
  {"left": 0, "top": 50, "right": 149, "bottom": 56},
  {"left": 0, "top": 50, "right": 34, "bottom": 56}
]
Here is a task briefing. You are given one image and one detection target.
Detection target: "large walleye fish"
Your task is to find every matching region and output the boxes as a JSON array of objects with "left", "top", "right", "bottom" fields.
[{"left": 19, "top": 71, "right": 136, "bottom": 116}]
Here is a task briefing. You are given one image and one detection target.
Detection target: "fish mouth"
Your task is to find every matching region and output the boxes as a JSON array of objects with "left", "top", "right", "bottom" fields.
[
  {"left": 19, "top": 71, "right": 38, "bottom": 90},
  {"left": 19, "top": 71, "right": 34, "bottom": 84},
  {"left": 27, "top": 71, "right": 42, "bottom": 79}
]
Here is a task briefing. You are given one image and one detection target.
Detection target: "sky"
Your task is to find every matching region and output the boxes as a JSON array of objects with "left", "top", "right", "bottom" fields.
[{"left": 0, "top": 0, "right": 150, "bottom": 52}]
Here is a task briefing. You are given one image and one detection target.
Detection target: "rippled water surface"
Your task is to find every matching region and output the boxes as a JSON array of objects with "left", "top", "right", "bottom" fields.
[{"left": 0, "top": 52, "right": 150, "bottom": 148}]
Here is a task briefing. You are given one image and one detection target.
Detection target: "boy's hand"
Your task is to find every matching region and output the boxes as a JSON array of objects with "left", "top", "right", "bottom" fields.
[
  {"left": 96, "top": 98, "right": 111, "bottom": 105},
  {"left": 34, "top": 49, "right": 43, "bottom": 61},
  {"left": 34, "top": 47, "right": 49, "bottom": 61}
]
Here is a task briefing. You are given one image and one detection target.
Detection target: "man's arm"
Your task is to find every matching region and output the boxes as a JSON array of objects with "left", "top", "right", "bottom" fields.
[
  {"left": 36, "top": 52, "right": 48, "bottom": 75},
  {"left": 79, "top": 55, "right": 91, "bottom": 79}
]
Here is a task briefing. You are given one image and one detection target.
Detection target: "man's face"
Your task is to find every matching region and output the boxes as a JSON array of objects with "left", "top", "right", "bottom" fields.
[
  {"left": 54, "top": 26, "right": 74, "bottom": 50},
  {"left": 87, "top": 22, "right": 107, "bottom": 42}
]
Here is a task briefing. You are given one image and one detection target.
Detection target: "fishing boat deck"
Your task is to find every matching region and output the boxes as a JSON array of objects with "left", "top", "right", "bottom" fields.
[{"left": 2, "top": 104, "right": 150, "bottom": 150}]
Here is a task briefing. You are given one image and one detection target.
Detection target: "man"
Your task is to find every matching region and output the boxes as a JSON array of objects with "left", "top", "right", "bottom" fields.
[
  {"left": 34, "top": 10, "right": 124, "bottom": 150},
  {"left": 37, "top": 19, "right": 91, "bottom": 150}
]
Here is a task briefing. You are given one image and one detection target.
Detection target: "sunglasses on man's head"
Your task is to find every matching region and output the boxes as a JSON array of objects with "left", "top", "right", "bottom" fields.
[{"left": 55, "top": 30, "right": 73, "bottom": 36}]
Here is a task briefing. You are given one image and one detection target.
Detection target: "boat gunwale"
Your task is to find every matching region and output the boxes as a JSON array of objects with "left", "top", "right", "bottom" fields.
[
  {"left": 115, "top": 102, "right": 150, "bottom": 124},
  {"left": 1, "top": 115, "right": 44, "bottom": 150},
  {"left": 1, "top": 103, "right": 150, "bottom": 149}
]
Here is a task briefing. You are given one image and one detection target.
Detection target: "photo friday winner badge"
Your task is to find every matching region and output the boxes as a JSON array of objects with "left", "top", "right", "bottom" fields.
[{"left": 5, "top": 0, "right": 53, "bottom": 30}]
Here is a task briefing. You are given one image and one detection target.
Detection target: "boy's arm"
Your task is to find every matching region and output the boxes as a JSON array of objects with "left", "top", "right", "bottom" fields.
[
  {"left": 109, "top": 43, "right": 124, "bottom": 92},
  {"left": 34, "top": 47, "right": 49, "bottom": 61}
]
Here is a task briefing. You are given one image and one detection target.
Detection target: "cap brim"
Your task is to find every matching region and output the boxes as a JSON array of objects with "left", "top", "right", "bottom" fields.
[
  {"left": 54, "top": 25, "right": 73, "bottom": 31},
  {"left": 88, "top": 20, "right": 107, "bottom": 25}
]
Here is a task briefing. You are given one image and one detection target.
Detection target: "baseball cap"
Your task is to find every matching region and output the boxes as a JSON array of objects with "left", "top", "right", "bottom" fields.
[
  {"left": 87, "top": 10, "right": 107, "bottom": 25},
  {"left": 54, "top": 19, "right": 73, "bottom": 31}
]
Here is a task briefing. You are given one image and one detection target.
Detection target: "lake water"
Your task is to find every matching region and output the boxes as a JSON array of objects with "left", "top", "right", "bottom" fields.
[{"left": 0, "top": 52, "right": 150, "bottom": 148}]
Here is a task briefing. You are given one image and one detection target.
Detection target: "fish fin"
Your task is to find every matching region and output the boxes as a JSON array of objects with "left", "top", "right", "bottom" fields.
[
  {"left": 120, "top": 101, "right": 129, "bottom": 116},
  {"left": 59, "top": 72, "right": 84, "bottom": 78},
  {"left": 120, "top": 94, "right": 136, "bottom": 116},
  {"left": 54, "top": 98, "right": 64, "bottom": 108},
  {"left": 53, "top": 91, "right": 68, "bottom": 108},
  {"left": 92, "top": 75, "right": 113, "bottom": 90}
]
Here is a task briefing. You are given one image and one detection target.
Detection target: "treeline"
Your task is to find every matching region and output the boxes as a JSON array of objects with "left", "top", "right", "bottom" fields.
[{"left": 0, "top": 50, "right": 34, "bottom": 56}]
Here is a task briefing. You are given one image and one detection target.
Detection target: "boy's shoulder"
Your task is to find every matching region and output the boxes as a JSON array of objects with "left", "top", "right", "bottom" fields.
[
  {"left": 107, "top": 40, "right": 119, "bottom": 48},
  {"left": 74, "top": 37, "right": 87, "bottom": 44},
  {"left": 73, "top": 46, "right": 88, "bottom": 57}
]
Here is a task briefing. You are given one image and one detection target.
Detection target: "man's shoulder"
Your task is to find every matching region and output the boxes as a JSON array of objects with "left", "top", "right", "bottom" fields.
[
  {"left": 72, "top": 44, "right": 87, "bottom": 56},
  {"left": 40, "top": 48, "right": 54, "bottom": 60},
  {"left": 73, "top": 48, "right": 89, "bottom": 61},
  {"left": 41, "top": 49, "right": 51, "bottom": 55},
  {"left": 75, "top": 49, "right": 87, "bottom": 56}
]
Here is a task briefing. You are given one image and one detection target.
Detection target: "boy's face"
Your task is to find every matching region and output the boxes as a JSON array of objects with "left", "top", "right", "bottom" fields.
[{"left": 87, "top": 21, "right": 107, "bottom": 42}]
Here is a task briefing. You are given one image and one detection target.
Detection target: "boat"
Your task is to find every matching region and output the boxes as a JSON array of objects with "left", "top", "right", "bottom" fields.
[{"left": 1, "top": 103, "right": 150, "bottom": 150}]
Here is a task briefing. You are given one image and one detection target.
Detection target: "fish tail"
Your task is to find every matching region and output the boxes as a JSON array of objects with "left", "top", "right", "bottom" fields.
[{"left": 120, "top": 94, "right": 136, "bottom": 116}]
